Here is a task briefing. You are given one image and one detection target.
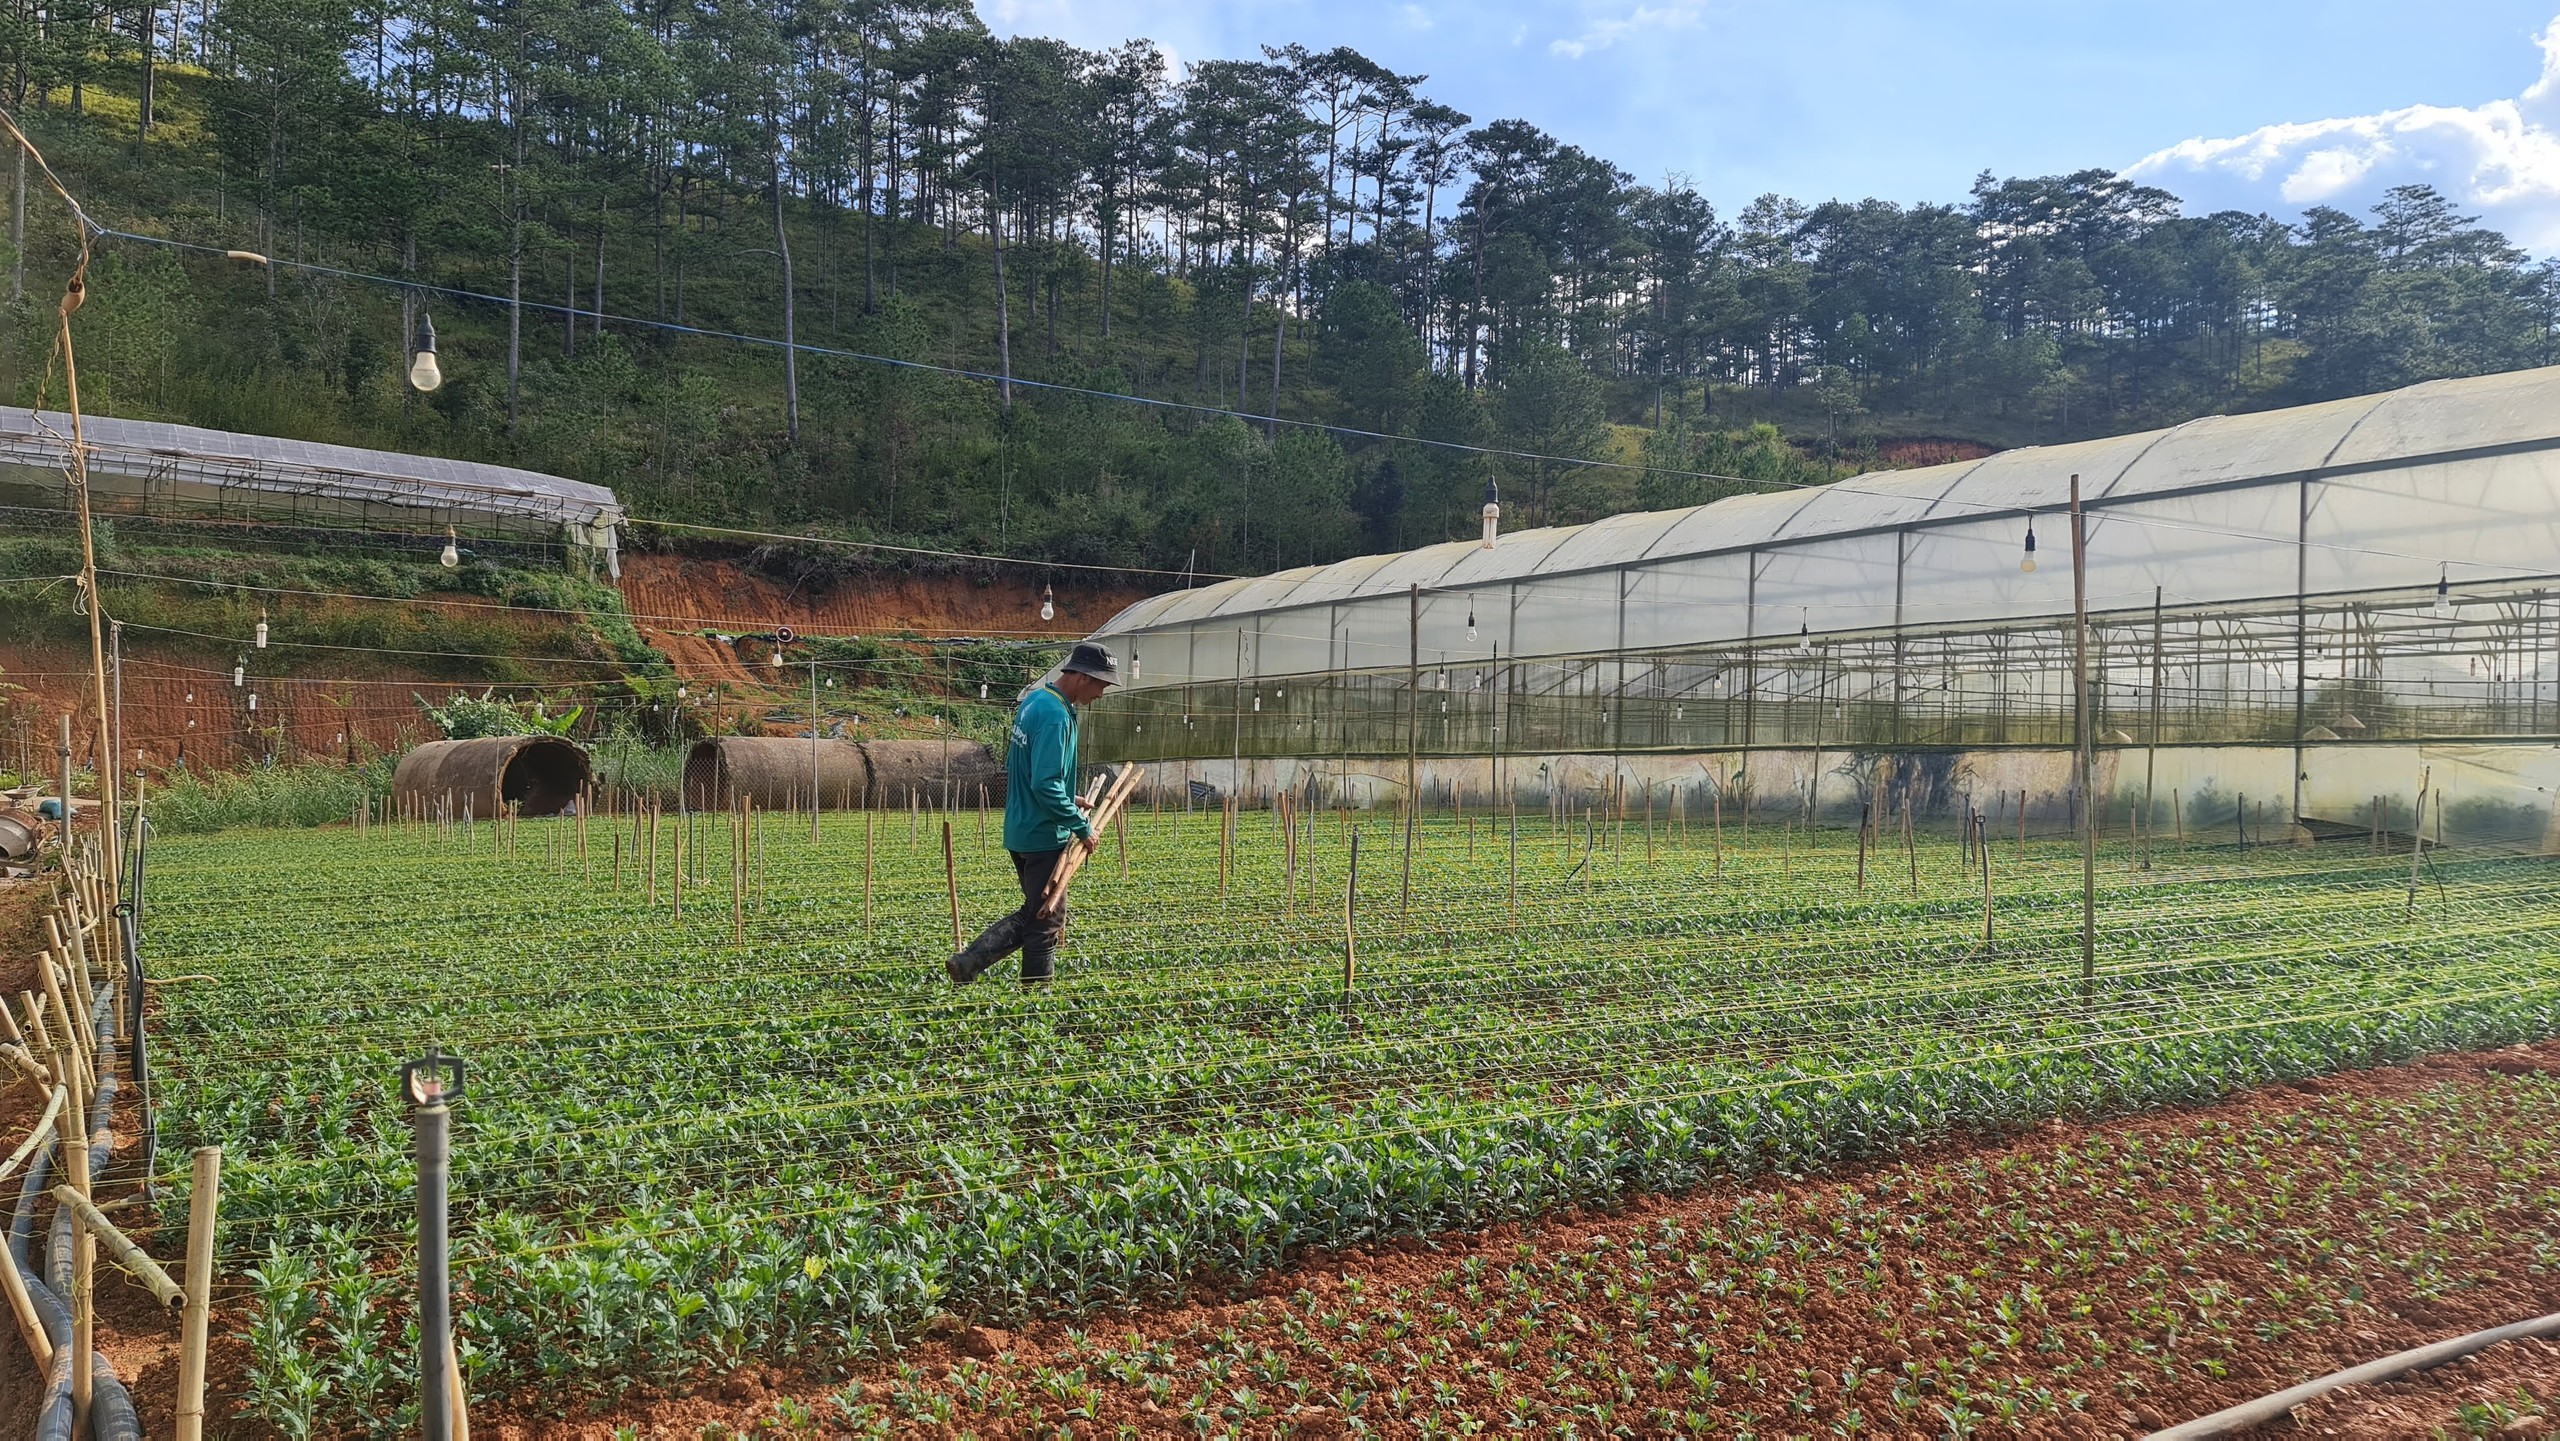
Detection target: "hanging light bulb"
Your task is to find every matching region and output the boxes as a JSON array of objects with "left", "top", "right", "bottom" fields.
[
  {"left": 440, "top": 527, "right": 461, "bottom": 569},
  {"left": 677, "top": 684, "right": 688, "bottom": 699},
  {"left": 1466, "top": 598, "right": 1479, "bottom": 643},
  {"left": 232, "top": 664, "right": 245, "bottom": 688},
  {"left": 1253, "top": 694, "right": 1262, "bottom": 712},
  {"left": 335, "top": 732, "right": 345, "bottom": 746},
  {"left": 184, "top": 690, "right": 194, "bottom": 704},
  {"left": 1040, "top": 583, "right": 1056, "bottom": 622},
  {"left": 769, "top": 647, "right": 784, "bottom": 669},
  {"left": 186, "top": 718, "right": 195, "bottom": 730},
  {"left": 2020, "top": 520, "right": 2039, "bottom": 574},
  {"left": 1798, "top": 615, "right": 1812, "bottom": 651},
  {"left": 2434, "top": 567, "right": 2453, "bottom": 618},
  {"left": 255, "top": 611, "right": 269, "bottom": 649},
  {"left": 408, "top": 310, "right": 443, "bottom": 392},
  {"left": 247, "top": 693, "right": 259, "bottom": 712},
  {"left": 1481, "top": 479, "right": 1501, "bottom": 550},
  {"left": 1131, "top": 650, "right": 1143, "bottom": 682}
]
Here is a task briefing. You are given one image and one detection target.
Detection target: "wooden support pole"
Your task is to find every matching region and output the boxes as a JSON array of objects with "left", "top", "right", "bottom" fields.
[
  {"left": 943, "top": 820, "right": 962, "bottom": 948},
  {"left": 1855, "top": 802, "right": 1869, "bottom": 892},
  {"left": 174, "top": 1146, "right": 222, "bottom": 1441},
  {"left": 1979, "top": 814, "right": 1994, "bottom": 945},
  {"left": 1343, "top": 829, "right": 1361, "bottom": 1008},
  {"left": 52, "top": 1185, "right": 181, "bottom": 1307},
  {"left": 863, "top": 806, "right": 876, "bottom": 938}
]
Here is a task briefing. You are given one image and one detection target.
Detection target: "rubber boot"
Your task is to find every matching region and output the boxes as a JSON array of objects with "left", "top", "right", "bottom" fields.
[{"left": 947, "top": 910, "right": 1028, "bottom": 984}]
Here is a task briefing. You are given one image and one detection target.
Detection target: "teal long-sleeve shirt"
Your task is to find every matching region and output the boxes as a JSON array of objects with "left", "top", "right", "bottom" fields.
[{"left": 1003, "top": 681, "right": 1091, "bottom": 853}]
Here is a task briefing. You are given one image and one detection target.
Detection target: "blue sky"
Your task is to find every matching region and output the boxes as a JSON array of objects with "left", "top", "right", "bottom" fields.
[{"left": 985, "top": 0, "right": 2560, "bottom": 249}]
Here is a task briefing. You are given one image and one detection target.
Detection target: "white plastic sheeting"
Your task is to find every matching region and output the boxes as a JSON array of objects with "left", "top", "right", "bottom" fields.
[
  {"left": 0, "top": 407, "right": 624, "bottom": 562},
  {"left": 1093, "top": 364, "right": 2560, "bottom": 691}
]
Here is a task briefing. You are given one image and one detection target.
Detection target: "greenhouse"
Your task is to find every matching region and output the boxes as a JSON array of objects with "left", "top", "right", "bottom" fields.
[
  {"left": 0, "top": 405, "right": 624, "bottom": 570},
  {"left": 1084, "top": 364, "right": 2560, "bottom": 840}
]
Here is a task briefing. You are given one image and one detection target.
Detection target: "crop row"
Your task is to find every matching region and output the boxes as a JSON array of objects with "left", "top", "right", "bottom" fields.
[{"left": 136, "top": 808, "right": 2560, "bottom": 1435}]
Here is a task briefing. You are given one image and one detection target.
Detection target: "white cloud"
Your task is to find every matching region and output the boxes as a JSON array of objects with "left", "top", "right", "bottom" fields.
[
  {"left": 1548, "top": 3, "right": 1704, "bottom": 60},
  {"left": 2129, "top": 16, "right": 2560, "bottom": 252},
  {"left": 1400, "top": 4, "right": 1433, "bottom": 31}
]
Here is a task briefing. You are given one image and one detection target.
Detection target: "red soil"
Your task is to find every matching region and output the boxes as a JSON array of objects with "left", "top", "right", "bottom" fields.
[
  {"left": 461, "top": 1041, "right": 2560, "bottom": 1439},
  {"left": 613, "top": 553, "right": 1151, "bottom": 643}
]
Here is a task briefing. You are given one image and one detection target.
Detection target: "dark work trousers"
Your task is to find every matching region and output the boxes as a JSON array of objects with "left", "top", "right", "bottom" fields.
[{"left": 1009, "top": 846, "right": 1069, "bottom": 983}]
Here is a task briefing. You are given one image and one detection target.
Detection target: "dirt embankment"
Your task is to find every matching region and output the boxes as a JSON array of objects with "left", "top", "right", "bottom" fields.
[
  {"left": 614, "top": 553, "right": 1152, "bottom": 643},
  {"left": 0, "top": 642, "right": 481, "bottom": 777}
]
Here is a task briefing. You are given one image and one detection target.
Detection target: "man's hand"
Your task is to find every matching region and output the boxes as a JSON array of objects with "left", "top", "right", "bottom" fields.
[{"left": 1073, "top": 795, "right": 1094, "bottom": 813}]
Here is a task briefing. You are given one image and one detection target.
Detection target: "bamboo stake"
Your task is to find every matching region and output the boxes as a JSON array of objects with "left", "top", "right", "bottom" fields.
[
  {"left": 1980, "top": 814, "right": 1994, "bottom": 945},
  {"left": 1343, "top": 829, "right": 1361, "bottom": 1008},
  {"left": 1856, "top": 802, "right": 1869, "bottom": 892},
  {"left": 1712, "top": 787, "right": 1724, "bottom": 878},
  {"left": 612, "top": 833, "right": 622, "bottom": 892},
  {"left": 2407, "top": 767, "right": 2433, "bottom": 921},
  {"left": 1507, "top": 802, "right": 1519, "bottom": 923},
  {"left": 2174, "top": 788, "right": 2185, "bottom": 852},
  {"left": 0, "top": 1088, "right": 62, "bottom": 1369},
  {"left": 1644, "top": 783, "right": 1655, "bottom": 866},
  {"left": 671, "top": 816, "right": 683, "bottom": 921},
  {"left": 863, "top": 807, "right": 876, "bottom": 938},
  {"left": 942, "top": 820, "right": 961, "bottom": 948},
  {"left": 52, "top": 1186, "right": 180, "bottom": 1307},
  {"left": 1906, "top": 799, "right": 1919, "bottom": 895},
  {"left": 647, "top": 807, "right": 659, "bottom": 904}
]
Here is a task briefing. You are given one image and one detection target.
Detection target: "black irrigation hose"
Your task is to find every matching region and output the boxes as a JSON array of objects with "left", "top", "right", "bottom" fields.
[
  {"left": 27, "top": 980, "right": 139, "bottom": 1441},
  {"left": 2149, "top": 1312, "right": 2560, "bottom": 1438}
]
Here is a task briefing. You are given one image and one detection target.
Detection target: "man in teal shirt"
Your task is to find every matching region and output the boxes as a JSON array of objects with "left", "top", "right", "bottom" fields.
[{"left": 948, "top": 641, "right": 1119, "bottom": 985}]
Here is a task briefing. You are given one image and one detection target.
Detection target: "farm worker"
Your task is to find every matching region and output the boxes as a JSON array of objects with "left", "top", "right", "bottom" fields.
[{"left": 946, "top": 640, "right": 1120, "bottom": 985}]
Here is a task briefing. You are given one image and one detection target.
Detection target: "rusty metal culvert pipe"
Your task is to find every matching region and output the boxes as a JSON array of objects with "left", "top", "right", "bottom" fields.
[
  {"left": 393, "top": 737, "right": 594, "bottom": 819},
  {"left": 682, "top": 737, "right": 1006, "bottom": 811}
]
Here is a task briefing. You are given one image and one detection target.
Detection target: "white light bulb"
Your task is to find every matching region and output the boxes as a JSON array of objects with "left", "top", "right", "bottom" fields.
[
  {"left": 1131, "top": 654, "right": 1142, "bottom": 681},
  {"left": 405, "top": 308, "right": 445, "bottom": 395},
  {"left": 247, "top": 693, "right": 258, "bottom": 712},
  {"left": 441, "top": 533, "right": 461, "bottom": 569},
  {"left": 2019, "top": 555, "right": 2038, "bottom": 575},
  {"left": 1040, "top": 599, "right": 1055, "bottom": 622},
  {"left": 232, "top": 666, "right": 244, "bottom": 687},
  {"left": 184, "top": 691, "right": 194, "bottom": 704},
  {"left": 769, "top": 649, "right": 783, "bottom": 668},
  {"left": 979, "top": 683, "right": 990, "bottom": 699},
  {"left": 255, "top": 619, "right": 268, "bottom": 649}
]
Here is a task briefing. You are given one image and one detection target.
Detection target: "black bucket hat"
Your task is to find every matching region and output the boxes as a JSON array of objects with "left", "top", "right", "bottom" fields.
[{"left": 1062, "top": 641, "right": 1121, "bottom": 684}]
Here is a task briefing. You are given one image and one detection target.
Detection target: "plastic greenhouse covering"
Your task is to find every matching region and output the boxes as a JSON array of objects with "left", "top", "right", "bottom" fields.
[
  {"left": 0, "top": 406, "right": 624, "bottom": 562},
  {"left": 1084, "top": 364, "right": 2560, "bottom": 763}
]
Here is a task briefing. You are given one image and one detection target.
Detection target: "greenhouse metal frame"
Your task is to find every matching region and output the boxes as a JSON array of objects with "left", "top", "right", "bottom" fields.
[{"left": 1084, "top": 365, "right": 2560, "bottom": 822}]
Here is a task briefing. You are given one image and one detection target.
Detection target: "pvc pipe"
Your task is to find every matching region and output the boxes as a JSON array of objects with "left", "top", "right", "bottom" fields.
[{"left": 2150, "top": 1311, "right": 2560, "bottom": 1438}]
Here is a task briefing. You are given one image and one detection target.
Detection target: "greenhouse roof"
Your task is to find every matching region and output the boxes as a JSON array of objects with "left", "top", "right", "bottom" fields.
[
  {"left": 0, "top": 407, "right": 623, "bottom": 533},
  {"left": 1093, "top": 363, "right": 2560, "bottom": 685}
]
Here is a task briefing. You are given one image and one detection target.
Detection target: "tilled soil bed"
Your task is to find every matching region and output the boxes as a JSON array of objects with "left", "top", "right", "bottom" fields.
[{"left": 458, "top": 1039, "right": 2560, "bottom": 1439}]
